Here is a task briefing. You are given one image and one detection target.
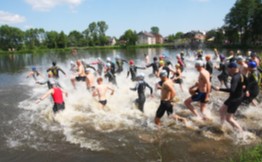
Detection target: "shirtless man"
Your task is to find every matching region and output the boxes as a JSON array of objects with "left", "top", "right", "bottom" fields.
[
  {"left": 184, "top": 60, "right": 211, "bottom": 120},
  {"left": 92, "top": 77, "right": 114, "bottom": 109},
  {"left": 236, "top": 56, "right": 248, "bottom": 76},
  {"left": 26, "top": 66, "right": 44, "bottom": 82},
  {"left": 155, "top": 71, "right": 187, "bottom": 126},
  {"left": 86, "top": 69, "right": 95, "bottom": 91},
  {"left": 70, "top": 60, "right": 86, "bottom": 89}
]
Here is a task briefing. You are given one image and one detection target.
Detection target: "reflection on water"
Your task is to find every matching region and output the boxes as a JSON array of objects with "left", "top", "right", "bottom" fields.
[{"left": 0, "top": 48, "right": 261, "bottom": 162}]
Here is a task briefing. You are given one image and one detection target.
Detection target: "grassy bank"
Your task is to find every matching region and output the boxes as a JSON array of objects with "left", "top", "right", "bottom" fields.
[
  {"left": 228, "top": 144, "right": 262, "bottom": 162},
  {"left": 0, "top": 44, "right": 176, "bottom": 55}
]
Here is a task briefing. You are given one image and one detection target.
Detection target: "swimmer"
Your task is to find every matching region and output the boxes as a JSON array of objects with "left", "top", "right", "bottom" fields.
[
  {"left": 184, "top": 60, "right": 211, "bottom": 120},
  {"left": 36, "top": 80, "right": 68, "bottom": 113},
  {"left": 92, "top": 77, "right": 114, "bottom": 109}
]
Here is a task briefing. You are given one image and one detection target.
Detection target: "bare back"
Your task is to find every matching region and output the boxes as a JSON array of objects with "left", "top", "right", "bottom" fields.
[
  {"left": 96, "top": 84, "right": 109, "bottom": 101},
  {"left": 198, "top": 68, "right": 210, "bottom": 93}
]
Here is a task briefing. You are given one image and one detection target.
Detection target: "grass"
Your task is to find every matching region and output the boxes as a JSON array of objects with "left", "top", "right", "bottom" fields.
[{"left": 228, "top": 144, "right": 262, "bottom": 162}]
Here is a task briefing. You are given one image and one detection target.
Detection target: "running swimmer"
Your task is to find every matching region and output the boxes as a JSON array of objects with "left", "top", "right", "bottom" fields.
[
  {"left": 70, "top": 60, "right": 87, "bottom": 89},
  {"left": 36, "top": 80, "right": 68, "bottom": 113},
  {"left": 127, "top": 60, "right": 146, "bottom": 81},
  {"left": 26, "top": 66, "right": 44, "bottom": 82},
  {"left": 154, "top": 71, "right": 187, "bottom": 126},
  {"left": 205, "top": 55, "right": 213, "bottom": 81},
  {"left": 215, "top": 55, "right": 229, "bottom": 88},
  {"left": 46, "top": 61, "right": 66, "bottom": 79},
  {"left": 146, "top": 57, "right": 159, "bottom": 77},
  {"left": 115, "top": 55, "right": 128, "bottom": 74},
  {"left": 213, "top": 62, "right": 247, "bottom": 131},
  {"left": 171, "top": 64, "right": 184, "bottom": 92},
  {"left": 86, "top": 69, "right": 96, "bottom": 91},
  {"left": 184, "top": 60, "right": 211, "bottom": 120},
  {"left": 130, "top": 73, "right": 153, "bottom": 112},
  {"left": 92, "top": 77, "right": 114, "bottom": 109}
]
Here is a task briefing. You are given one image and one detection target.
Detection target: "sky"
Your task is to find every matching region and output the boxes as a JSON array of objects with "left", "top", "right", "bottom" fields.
[{"left": 0, "top": 0, "right": 236, "bottom": 37}]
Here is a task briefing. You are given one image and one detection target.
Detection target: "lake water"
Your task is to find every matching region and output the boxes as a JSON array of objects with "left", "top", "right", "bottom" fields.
[{"left": 0, "top": 48, "right": 261, "bottom": 162}]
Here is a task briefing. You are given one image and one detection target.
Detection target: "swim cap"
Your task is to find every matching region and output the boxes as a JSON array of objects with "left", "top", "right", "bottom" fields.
[
  {"left": 159, "top": 60, "right": 165, "bottom": 65},
  {"left": 106, "top": 57, "right": 111, "bottom": 62},
  {"left": 115, "top": 55, "right": 120, "bottom": 59},
  {"left": 52, "top": 61, "right": 56, "bottom": 66},
  {"left": 227, "top": 62, "right": 238, "bottom": 68},
  {"left": 205, "top": 55, "right": 211, "bottom": 60},
  {"left": 129, "top": 59, "right": 134, "bottom": 65},
  {"left": 106, "top": 63, "right": 111, "bottom": 67},
  {"left": 236, "top": 56, "right": 243, "bottom": 62},
  {"left": 70, "top": 61, "right": 75, "bottom": 65},
  {"left": 153, "top": 57, "right": 158, "bottom": 61},
  {"left": 219, "top": 54, "right": 225, "bottom": 61},
  {"left": 136, "top": 73, "right": 145, "bottom": 80},
  {"left": 159, "top": 55, "right": 164, "bottom": 59},
  {"left": 159, "top": 70, "right": 168, "bottom": 77},
  {"left": 248, "top": 61, "right": 257, "bottom": 68},
  {"left": 195, "top": 60, "right": 204, "bottom": 67},
  {"left": 85, "top": 68, "right": 91, "bottom": 72},
  {"left": 250, "top": 52, "right": 256, "bottom": 57},
  {"left": 49, "top": 79, "right": 56, "bottom": 86},
  {"left": 32, "top": 66, "right": 36, "bottom": 71},
  {"left": 175, "top": 64, "right": 180, "bottom": 67}
]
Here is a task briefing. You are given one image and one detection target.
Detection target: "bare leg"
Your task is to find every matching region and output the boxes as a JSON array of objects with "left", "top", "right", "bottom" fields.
[
  {"left": 226, "top": 114, "right": 243, "bottom": 132},
  {"left": 154, "top": 117, "right": 161, "bottom": 126},
  {"left": 170, "top": 114, "right": 187, "bottom": 124},
  {"left": 219, "top": 104, "right": 227, "bottom": 125},
  {"left": 70, "top": 77, "right": 76, "bottom": 89},
  {"left": 200, "top": 103, "right": 208, "bottom": 120},
  {"left": 184, "top": 97, "right": 199, "bottom": 117}
]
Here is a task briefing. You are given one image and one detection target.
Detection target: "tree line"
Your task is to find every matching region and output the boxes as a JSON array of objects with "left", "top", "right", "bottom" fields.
[{"left": 206, "top": 0, "right": 262, "bottom": 47}]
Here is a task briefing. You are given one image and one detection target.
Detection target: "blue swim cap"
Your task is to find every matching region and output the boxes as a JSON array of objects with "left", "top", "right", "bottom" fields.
[
  {"left": 227, "top": 62, "right": 238, "bottom": 68},
  {"left": 32, "top": 66, "right": 36, "bottom": 71},
  {"left": 248, "top": 61, "right": 257, "bottom": 68}
]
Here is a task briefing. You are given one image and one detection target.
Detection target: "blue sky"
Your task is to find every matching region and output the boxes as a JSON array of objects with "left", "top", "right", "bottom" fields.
[{"left": 0, "top": 0, "right": 236, "bottom": 37}]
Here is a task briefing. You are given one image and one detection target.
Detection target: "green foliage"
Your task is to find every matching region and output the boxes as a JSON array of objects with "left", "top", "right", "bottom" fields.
[
  {"left": 119, "top": 29, "right": 138, "bottom": 46},
  {"left": 224, "top": 0, "right": 262, "bottom": 46},
  {"left": 151, "top": 26, "right": 160, "bottom": 34},
  {"left": 229, "top": 144, "right": 262, "bottom": 162},
  {"left": 0, "top": 25, "right": 24, "bottom": 50}
]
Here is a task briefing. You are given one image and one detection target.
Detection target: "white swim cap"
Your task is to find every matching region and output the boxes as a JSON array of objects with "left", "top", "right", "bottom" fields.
[
  {"left": 195, "top": 60, "right": 204, "bottom": 67},
  {"left": 136, "top": 73, "right": 145, "bottom": 80},
  {"left": 159, "top": 70, "right": 168, "bottom": 77},
  {"left": 106, "top": 57, "right": 111, "bottom": 62}
]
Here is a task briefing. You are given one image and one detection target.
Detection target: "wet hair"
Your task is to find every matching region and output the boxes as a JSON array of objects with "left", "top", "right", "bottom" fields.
[
  {"left": 52, "top": 61, "right": 56, "bottom": 66},
  {"left": 97, "top": 77, "right": 103, "bottom": 83}
]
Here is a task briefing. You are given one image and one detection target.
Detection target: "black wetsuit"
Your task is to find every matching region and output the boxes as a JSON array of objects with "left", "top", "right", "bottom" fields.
[
  {"left": 206, "top": 60, "right": 213, "bottom": 81},
  {"left": 97, "top": 62, "right": 104, "bottom": 76},
  {"left": 47, "top": 66, "right": 66, "bottom": 78},
  {"left": 146, "top": 61, "right": 159, "bottom": 76},
  {"left": 219, "top": 73, "right": 246, "bottom": 113},
  {"left": 243, "top": 70, "right": 261, "bottom": 104},
  {"left": 115, "top": 59, "right": 127, "bottom": 74},
  {"left": 217, "top": 62, "right": 229, "bottom": 88},
  {"left": 127, "top": 65, "right": 145, "bottom": 81},
  {"left": 108, "top": 61, "right": 116, "bottom": 75},
  {"left": 130, "top": 81, "right": 153, "bottom": 112},
  {"left": 104, "top": 70, "right": 117, "bottom": 85}
]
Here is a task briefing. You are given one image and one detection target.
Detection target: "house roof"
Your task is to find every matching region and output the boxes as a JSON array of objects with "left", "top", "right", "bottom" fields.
[{"left": 138, "top": 31, "right": 155, "bottom": 37}]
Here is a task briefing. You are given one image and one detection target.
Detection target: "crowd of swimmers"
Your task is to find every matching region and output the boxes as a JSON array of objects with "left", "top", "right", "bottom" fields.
[{"left": 28, "top": 49, "right": 262, "bottom": 131}]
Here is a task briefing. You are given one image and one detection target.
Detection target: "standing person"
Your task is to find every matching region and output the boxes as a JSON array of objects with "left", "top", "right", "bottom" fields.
[
  {"left": 146, "top": 57, "right": 159, "bottom": 77},
  {"left": 176, "top": 55, "right": 185, "bottom": 72},
  {"left": 215, "top": 55, "right": 229, "bottom": 88},
  {"left": 205, "top": 55, "right": 213, "bottom": 81},
  {"left": 36, "top": 80, "right": 68, "bottom": 113},
  {"left": 213, "top": 62, "right": 247, "bottom": 131},
  {"left": 243, "top": 61, "right": 261, "bottom": 106},
  {"left": 92, "top": 77, "right": 114, "bottom": 109},
  {"left": 227, "top": 50, "right": 236, "bottom": 63},
  {"left": 115, "top": 55, "right": 128, "bottom": 74},
  {"left": 46, "top": 61, "right": 66, "bottom": 79},
  {"left": 184, "top": 60, "right": 211, "bottom": 120},
  {"left": 154, "top": 71, "right": 187, "bottom": 126},
  {"left": 144, "top": 54, "right": 150, "bottom": 65},
  {"left": 130, "top": 73, "right": 153, "bottom": 112},
  {"left": 250, "top": 52, "right": 262, "bottom": 73},
  {"left": 70, "top": 60, "right": 86, "bottom": 89},
  {"left": 127, "top": 59, "right": 146, "bottom": 81}
]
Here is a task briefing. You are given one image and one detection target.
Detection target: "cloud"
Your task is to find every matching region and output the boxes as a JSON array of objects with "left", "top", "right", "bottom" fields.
[
  {"left": 25, "top": 0, "right": 84, "bottom": 11},
  {"left": 0, "top": 11, "right": 26, "bottom": 24}
]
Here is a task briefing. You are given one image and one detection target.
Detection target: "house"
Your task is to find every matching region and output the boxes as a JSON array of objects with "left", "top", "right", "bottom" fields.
[
  {"left": 136, "top": 31, "right": 156, "bottom": 45},
  {"left": 108, "top": 37, "right": 116, "bottom": 46},
  {"left": 153, "top": 33, "right": 164, "bottom": 44}
]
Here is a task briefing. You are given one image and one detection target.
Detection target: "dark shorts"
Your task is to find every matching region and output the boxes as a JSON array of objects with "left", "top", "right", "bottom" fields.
[
  {"left": 224, "top": 97, "right": 242, "bottom": 114},
  {"left": 156, "top": 100, "right": 173, "bottom": 118},
  {"left": 191, "top": 91, "right": 207, "bottom": 103},
  {"left": 53, "top": 102, "right": 65, "bottom": 113},
  {"left": 75, "top": 76, "right": 86, "bottom": 81},
  {"left": 174, "top": 78, "right": 183, "bottom": 84},
  {"left": 99, "top": 100, "right": 107, "bottom": 106}
]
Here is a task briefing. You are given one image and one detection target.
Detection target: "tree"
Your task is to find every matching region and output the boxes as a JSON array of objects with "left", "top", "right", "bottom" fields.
[
  {"left": 57, "top": 31, "right": 68, "bottom": 48},
  {"left": 0, "top": 25, "right": 24, "bottom": 50},
  {"left": 45, "top": 31, "right": 59, "bottom": 48},
  {"left": 68, "top": 30, "right": 84, "bottom": 47},
  {"left": 119, "top": 29, "right": 138, "bottom": 45},
  {"left": 151, "top": 26, "right": 159, "bottom": 34}
]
